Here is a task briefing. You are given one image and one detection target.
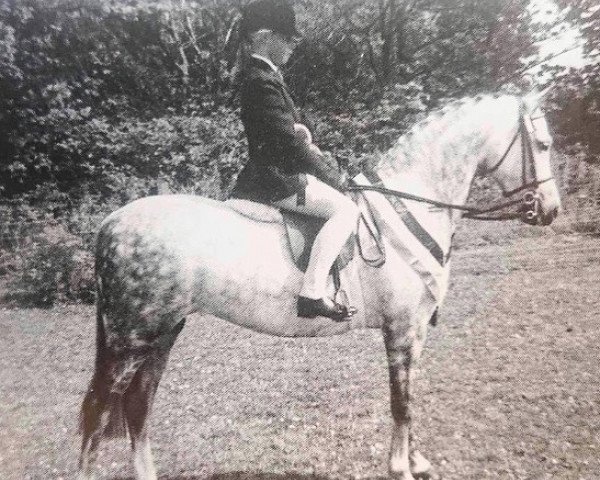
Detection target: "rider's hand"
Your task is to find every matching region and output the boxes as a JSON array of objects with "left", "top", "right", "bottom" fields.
[
  {"left": 294, "top": 123, "right": 313, "bottom": 145},
  {"left": 309, "top": 144, "right": 323, "bottom": 156}
]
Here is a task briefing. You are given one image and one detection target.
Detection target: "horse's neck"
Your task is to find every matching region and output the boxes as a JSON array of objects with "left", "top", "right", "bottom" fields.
[{"left": 375, "top": 115, "right": 486, "bottom": 215}]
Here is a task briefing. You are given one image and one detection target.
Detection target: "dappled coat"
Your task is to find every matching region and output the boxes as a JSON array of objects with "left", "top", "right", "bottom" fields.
[{"left": 230, "top": 56, "right": 342, "bottom": 203}]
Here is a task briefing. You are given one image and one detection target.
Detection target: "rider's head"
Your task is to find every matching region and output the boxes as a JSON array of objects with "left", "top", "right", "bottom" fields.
[{"left": 241, "top": 0, "right": 301, "bottom": 67}]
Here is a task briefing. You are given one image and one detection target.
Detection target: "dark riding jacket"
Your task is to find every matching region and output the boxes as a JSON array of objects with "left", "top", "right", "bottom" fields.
[{"left": 230, "top": 56, "right": 342, "bottom": 203}]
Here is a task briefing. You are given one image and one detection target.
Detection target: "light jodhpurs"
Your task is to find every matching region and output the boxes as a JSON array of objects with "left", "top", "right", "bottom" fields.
[{"left": 272, "top": 174, "right": 359, "bottom": 300}]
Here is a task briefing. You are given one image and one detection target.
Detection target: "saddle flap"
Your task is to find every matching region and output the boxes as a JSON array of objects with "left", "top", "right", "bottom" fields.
[{"left": 282, "top": 211, "right": 324, "bottom": 271}]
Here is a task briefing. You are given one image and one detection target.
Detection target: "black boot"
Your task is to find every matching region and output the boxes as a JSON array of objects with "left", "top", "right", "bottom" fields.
[{"left": 297, "top": 296, "right": 356, "bottom": 322}]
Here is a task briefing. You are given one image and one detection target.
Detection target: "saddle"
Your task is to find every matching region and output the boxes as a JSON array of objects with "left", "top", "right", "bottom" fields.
[{"left": 225, "top": 199, "right": 355, "bottom": 273}]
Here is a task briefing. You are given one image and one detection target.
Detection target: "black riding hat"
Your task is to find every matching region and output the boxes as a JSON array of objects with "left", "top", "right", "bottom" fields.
[{"left": 240, "top": 0, "right": 301, "bottom": 39}]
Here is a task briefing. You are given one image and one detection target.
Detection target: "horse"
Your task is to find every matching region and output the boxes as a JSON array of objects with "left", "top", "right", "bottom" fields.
[{"left": 78, "top": 92, "right": 561, "bottom": 480}]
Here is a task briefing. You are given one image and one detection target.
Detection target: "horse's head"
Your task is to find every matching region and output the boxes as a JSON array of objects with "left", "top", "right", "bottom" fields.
[{"left": 480, "top": 92, "right": 561, "bottom": 225}]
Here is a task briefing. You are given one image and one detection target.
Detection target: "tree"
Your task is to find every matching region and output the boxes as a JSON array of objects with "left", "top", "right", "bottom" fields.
[
  {"left": 0, "top": 0, "right": 240, "bottom": 196},
  {"left": 545, "top": 1, "right": 600, "bottom": 163},
  {"left": 288, "top": 0, "right": 538, "bottom": 107},
  {"left": 0, "top": 0, "right": 544, "bottom": 199}
]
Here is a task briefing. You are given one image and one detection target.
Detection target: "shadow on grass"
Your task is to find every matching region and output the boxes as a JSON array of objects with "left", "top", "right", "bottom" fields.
[{"left": 113, "top": 473, "right": 389, "bottom": 480}]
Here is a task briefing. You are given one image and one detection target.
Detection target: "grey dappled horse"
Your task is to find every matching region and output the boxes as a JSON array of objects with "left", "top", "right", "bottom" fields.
[{"left": 78, "top": 93, "right": 561, "bottom": 480}]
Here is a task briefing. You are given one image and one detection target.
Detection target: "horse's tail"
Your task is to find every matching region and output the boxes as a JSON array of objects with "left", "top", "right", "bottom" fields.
[{"left": 78, "top": 274, "right": 145, "bottom": 439}]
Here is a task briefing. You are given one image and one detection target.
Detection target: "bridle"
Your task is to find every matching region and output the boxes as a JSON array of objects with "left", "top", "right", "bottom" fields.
[
  {"left": 347, "top": 102, "right": 554, "bottom": 223},
  {"left": 484, "top": 103, "right": 554, "bottom": 194}
]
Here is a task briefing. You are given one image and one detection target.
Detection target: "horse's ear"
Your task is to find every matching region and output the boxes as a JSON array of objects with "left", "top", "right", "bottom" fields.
[{"left": 523, "top": 86, "right": 553, "bottom": 112}]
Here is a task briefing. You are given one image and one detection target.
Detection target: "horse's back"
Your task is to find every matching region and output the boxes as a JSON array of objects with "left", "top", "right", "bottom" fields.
[
  {"left": 98, "top": 195, "right": 278, "bottom": 257},
  {"left": 102, "top": 195, "right": 233, "bottom": 231}
]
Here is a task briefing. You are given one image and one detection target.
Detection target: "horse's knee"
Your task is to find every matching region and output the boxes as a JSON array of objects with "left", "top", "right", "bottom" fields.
[{"left": 387, "top": 362, "right": 412, "bottom": 425}]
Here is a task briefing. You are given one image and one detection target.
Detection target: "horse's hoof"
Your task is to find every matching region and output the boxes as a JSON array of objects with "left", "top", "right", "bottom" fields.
[
  {"left": 389, "top": 472, "right": 416, "bottom": 480},
  {"left": 410, "top": 450, "right": 432, "bottom": 479},
  {"left": 77, "top": 473, "right": 96, "bottom": 480}
]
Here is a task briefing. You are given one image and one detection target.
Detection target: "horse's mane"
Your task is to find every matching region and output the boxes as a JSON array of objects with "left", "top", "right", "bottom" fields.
[{"left": 377, "top": 94, "right": 519, "bottom": 177}]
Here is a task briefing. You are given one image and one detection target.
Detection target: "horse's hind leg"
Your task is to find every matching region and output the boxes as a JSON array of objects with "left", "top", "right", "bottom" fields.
[
  {"left": 79, "top": 300, "right": 155, "bottom": 479},
  {"left": 124, "top": 319, "right": 186, "bottom": 480},
  {"left": 79, "top": 371, "right": 109, "bottom": 480},
  {"left": 78, "top": 350, "right": 144, "bottom": 480}
]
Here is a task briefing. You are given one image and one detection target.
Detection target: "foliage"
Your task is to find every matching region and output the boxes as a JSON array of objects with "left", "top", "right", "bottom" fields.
[
  {"left": 4, "top": 222, "right": 94, "bottom": 306},
  {"left": 1, "top": 100, "right": 244, "bottom": 200},
  {"left": 290, "top": 0, "right": 537, "bottom": 107},
  {"left": 545, "top": 1, "right": 600, "bottom": 165},
  {"left": 545, "top": 71, "right": 600, "bottom": 164},
  {"left": 0, "top": 0, "right": 543, "bottom": 200},
  {"left": 0, "top": 0, "right": 240, "bottom": 196},
  {"left": 66, "top": 107, "right": 245, "bottom": 200},
  {"left": 556, "top": 0, "right": 600, "bottom": 60}
]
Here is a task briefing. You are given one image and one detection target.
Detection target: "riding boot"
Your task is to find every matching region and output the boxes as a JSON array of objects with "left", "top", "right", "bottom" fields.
[{"left": 297, "top": 296, "right": 355, "bottom": 322}]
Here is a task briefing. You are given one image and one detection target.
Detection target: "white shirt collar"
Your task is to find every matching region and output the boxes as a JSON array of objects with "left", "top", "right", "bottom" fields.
[{"left": 250, "top": 53, "right": 280, "bottom": 74}]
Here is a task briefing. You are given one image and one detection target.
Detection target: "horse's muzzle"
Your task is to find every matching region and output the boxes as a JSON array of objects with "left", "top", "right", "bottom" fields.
[{"left": 520, "top": 191, "right": 558, "bottom": 225}]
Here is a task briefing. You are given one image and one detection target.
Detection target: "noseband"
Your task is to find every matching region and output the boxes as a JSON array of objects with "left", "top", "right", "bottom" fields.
[{"left": 347, "top": 104, "right": 553, "bottom": 223}]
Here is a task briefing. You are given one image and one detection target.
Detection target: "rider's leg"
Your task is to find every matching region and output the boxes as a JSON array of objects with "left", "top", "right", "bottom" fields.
[{"left": 273, "top": 174, "right": 359, "bottom": 315}]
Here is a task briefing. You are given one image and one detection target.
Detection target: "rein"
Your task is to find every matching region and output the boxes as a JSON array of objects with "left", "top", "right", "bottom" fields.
[
  {"left": 346, "top": 107, "right": 554, "bottom": 222},
  {"left": 346, "top": 177, "right": 553, "bottom": 221}
]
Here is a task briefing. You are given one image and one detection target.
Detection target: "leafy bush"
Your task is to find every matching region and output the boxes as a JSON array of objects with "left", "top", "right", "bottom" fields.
[
  {"left": 4, "top": 222, "right": 94, "bottom": 307},
  {"left": 2, "top": 104, "right": 245, "bottom": 202},
  {"left": 84, "top": 107, "right": 246, "bottom": 200}
]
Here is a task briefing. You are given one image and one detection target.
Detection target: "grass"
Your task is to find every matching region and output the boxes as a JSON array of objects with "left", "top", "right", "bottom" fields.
[{"left": 1, "top": 224, "right": 599, "bottom": 479}]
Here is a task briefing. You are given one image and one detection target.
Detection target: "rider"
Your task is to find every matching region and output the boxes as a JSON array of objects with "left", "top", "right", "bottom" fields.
[{"left": 230, "top": 0, "right": 359, "bottom": 321}]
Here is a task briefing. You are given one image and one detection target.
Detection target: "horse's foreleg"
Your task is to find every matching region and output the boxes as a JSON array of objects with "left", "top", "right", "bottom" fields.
[
  {"left": 384, "top": 324, "right": 432, "bottom": 480},
  {"left": 386, "top": 356, "right": 414, "bottom": 480}
]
